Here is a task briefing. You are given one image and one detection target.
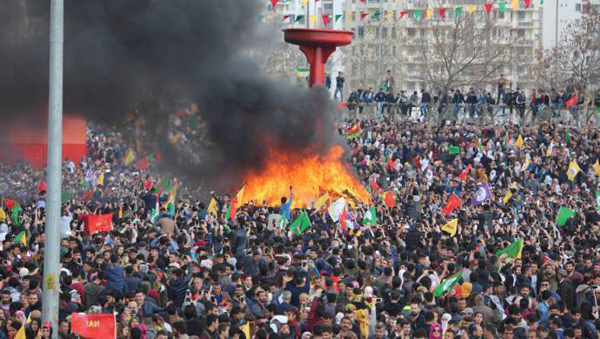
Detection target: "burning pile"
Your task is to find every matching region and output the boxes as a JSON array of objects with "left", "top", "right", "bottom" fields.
[{"left": 239, "top": 145, "right": 370, "bottom": 208}]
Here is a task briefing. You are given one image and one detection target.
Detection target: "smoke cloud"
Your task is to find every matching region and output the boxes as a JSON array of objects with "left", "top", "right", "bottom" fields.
[{"left": 0, "top": 0, "right": 341, "bottom": 187}]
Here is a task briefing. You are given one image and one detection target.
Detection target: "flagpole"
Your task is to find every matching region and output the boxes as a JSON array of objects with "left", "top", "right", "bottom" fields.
[{"left": 42, "top": 0, "right": 64, "bottom": 337}]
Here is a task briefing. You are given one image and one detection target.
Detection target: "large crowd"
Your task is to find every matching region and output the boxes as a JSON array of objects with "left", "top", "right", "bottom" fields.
[{"left": 1, "top": 104, "right": 600, "bottom": 339}]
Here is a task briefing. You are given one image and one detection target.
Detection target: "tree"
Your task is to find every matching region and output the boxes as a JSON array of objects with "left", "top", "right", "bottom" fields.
[{"left": 412, "top": 10, "right": 511, "bottom": 123}]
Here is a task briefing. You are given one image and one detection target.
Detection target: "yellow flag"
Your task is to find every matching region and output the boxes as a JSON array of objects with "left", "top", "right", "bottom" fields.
[
  {"left": 594, "top": 159, "right": 600, "bottom": 176},
  {"left": 301, "top": 0, "right": 308, "bottom": 5},
  {"left": 426, "top": 9, "right": 433, "bottom": 19},
  {"left": 15, "top": 324, "right": 26, "bottom": 339},
  {"left": 515, "top": 134, "right": 524, "bottom": 148},
  {"left": 242, "top": 323, "right": 251, "bottom": 339},
  {"left": 521, "top": 154, "right": 530, "bottom": 172},
  {"left": 0, "top": 207, "right": 6, "bottom": 221},
  {"left": 97, "top": 171, "right": 105, "bottom": 186},
  {"left": 124, "top": 149, "right": 135, "bottom": 166},
  {"left": 546, "top": 140, "right": 554, "bottom": 157},
  {"left": 309, "top": 15, "right": 316, "bottom": 24},
  {"left": 442, "top": 219, "right": 458, "bottom": 236},
  {"left": 236, "top": 186, "right": 246, "bottom": 203},
  {"left": 567, "top": 161, "right": 581, "bottom": 181},
  {"left": 503, "top": 190, "right": 513, "bottom": 204},
  {"left": 467, "top": 5, "right": 476, "bottom": 13},
  {"left": 208, "top": 198, "right": 218, "bottom": 216},
  {"left": 314, "top": 193, "right": 330, "bottom": 210},
  {"left": 512, "top": 0, "right": 519, "bottom": 10}
]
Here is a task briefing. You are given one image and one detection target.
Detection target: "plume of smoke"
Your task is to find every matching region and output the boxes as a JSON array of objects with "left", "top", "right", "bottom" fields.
[{"left": 0, "top": 0, "right": 344, "bottom": 187}]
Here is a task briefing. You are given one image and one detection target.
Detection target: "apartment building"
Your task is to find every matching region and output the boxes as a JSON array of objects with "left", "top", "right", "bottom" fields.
[{"left": 339, "top": 0, "right": 544, "bottom": 93}]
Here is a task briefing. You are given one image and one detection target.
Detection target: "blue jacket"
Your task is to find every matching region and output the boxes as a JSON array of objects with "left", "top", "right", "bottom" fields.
[
  {"left": 168, "top": 263, "right": 193, "bottom": 307},
  {"left": 104, "top": 264, "right": 127, "bottom": 292}
]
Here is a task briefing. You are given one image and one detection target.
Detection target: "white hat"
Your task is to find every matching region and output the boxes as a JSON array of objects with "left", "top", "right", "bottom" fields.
[{"left": 19, "top": 268, "right": 29, "bottom": 277}]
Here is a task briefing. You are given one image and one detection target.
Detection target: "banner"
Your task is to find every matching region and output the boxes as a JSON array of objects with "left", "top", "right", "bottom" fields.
[
  {"left": 71, "top": 313, "right": 116, "bottom": 339},
  {"left": 84, "top": 214, "right": 113, "bottom": 235}
]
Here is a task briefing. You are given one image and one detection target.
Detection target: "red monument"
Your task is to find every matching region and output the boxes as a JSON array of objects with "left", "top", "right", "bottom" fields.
[{"left": 284, "top": 28, "right": 353, "bottom": 86}]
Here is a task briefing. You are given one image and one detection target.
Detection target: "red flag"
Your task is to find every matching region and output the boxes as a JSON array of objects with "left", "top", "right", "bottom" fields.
[
  {"left": 347, "top": 124, "right": 360, "bottom": 135},
  {"left": 360, "top": 0, "right": 366, "bottom": 2},
  {"left": 270, "top": 0, "right": 279, "bottom": 10},
  {"left": 352, "top": 146, "right": 362, "bottom": 155},
  {"left": 388, "top": 156, "right": 395, "bottom": 172},
  {"left": 83, "top": 189, "right": 94, "bottom": 202},
  {"left": 361, "top": 13, "right": 368, "bottom": 20},
  {"left": 84, "top": 214, "right": 113, "bottom": 235},
  {"left": 459, "top": 164, "right": 472, "bottom": 181},
  {"left": 38, "top": 180, "right": 47, "bottom": 192},
  {"left": 4, "top": 199, "right": 15, "bottom": 210},
  {"left": 383, "top": 191, "right": 395, "bottom": 207},
  {"left": 143, "top": 177, "right": 154, "bottom": 190},
  {"left": 442, "top": 194, "right": 462, "bottom": 216},
  {"left": 322, "top": 14, "right": 330, "bottom": 26},
  {"left": 437, "top": 8, "right": 447, "bottom": 18},
  {"left": 71, "top": 313, "right": 116, "bottom": 339},
  {"left": 135, "top": 156, "right": 149, "bottom": 170},
  {"left": 340, "top": 207, "right": 347, "bottom": 231},
  {"left": 524, "top": 0, "right": 531, "bottom": 8},
  {"left": 400, "top": 11, "right": 408, "bottom": 19},
  {"left": 369, "top": 180, "right": 379, "bottom": 194},
  {"left": 565, "top": 94, "right": 578, "bottom": 108},
  {"left": 484, "top": 3, "right": 493, "bottom": 14},
  {"left": 155, "top": 152, "right": 162, "bottom": 163},
  {"left": 282, "top": 15, "right": 290, "bottom": 21}
]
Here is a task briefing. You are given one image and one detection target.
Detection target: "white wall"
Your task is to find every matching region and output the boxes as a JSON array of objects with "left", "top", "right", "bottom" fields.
[{"left": 542, "top": 0, "right": 583, "bottom": 50}]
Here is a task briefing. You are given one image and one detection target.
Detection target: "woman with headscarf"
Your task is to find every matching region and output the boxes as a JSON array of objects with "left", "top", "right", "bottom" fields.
[{"left": 429, "top": 323, "right": 443, "bottom": 339}]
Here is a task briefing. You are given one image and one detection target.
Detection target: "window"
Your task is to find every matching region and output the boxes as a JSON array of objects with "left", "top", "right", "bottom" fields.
[
  {"left": 575, "top": 3, "right": 581, "bottom": 12},
  {"left": 376, "top": 27, "right": 380, "bottom": 38},
  {"left": 382, "top": 27, "right": 388, "bottom": 39},
  {"left": 518, "top": 12, "right": 526, "bottom": 21},
  {"left": 358, "top": 26, "right": 364, "bottom": 39},
  {"left": 407, "top": 28, "right": 416, "bottom": 37},
  {"left": 392, "top": 27, "right": 397, "bottom": 39},
  {"left": 352, "top": 11, "right": 356, "bottom": 22}
]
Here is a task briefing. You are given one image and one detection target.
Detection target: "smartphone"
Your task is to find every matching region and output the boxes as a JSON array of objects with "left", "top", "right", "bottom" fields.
[{"left": 211, "top": 295, "right": 216, "bottom": 303}]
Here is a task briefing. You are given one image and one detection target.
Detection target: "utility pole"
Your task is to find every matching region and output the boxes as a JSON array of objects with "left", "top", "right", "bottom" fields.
[{"left": 42, "top": 0, "right": 64, "bottom": 337}]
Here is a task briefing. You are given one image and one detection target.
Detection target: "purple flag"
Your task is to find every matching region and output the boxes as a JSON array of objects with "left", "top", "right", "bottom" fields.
[{"left": 471, "top": 183, "right": 491, "bottom": 206}]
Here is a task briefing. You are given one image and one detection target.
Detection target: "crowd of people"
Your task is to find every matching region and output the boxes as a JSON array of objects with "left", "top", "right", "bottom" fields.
[
  {"left": 345, "top": 75, "right": 600, "bottom": 124},
  {"left": 1, "top": 106, "right": 600, "bottom": 339}
]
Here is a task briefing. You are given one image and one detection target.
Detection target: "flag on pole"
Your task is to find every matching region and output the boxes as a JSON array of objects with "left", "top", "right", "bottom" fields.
[
  {"left": 339, "top": 207, "right": 347, "bottom": 231},
  {"left": 567, "top": 161, "right": 580, "bottom": 181},
  {"left": 382, "top": 191, "right": 395, "bottom": 207},
  {"left": 314, "top": 193, "right": 330, "bottom": 211},
  {"left": 495, "top": 238, "right": 523, "bottom": 259},
  {"left": 593, "top": 159, "right": 600, "bottom": 176},
  {"left": 595, "top": 191, "right": 600, "bottom": 212},
  {"left": 347, "top": 124, "right": 360, "bottom": 139},
  {"left": 14, "top": 323, "right": 26, "bottom": 339},
  {"left": 13, "top": 230, "right": 26, "bottom": 246},
  {"left": 150, "top": 195, "right": 160, "bottom": 222},
  {"left": 448, "top": 146, "right": 460, "bottom": 154},
  {"left": 442, "top": 219, "right": 458, "bottom": 236},
  {"left": 124, "top": 149, "right": 135, "bottom": 166},
  {"left": 71, "top": 313, "right": 117, "bottom": 339},
  {"left": 38, "top": 180, "right": 47, "bottom": 192},
  {"left": 434, "top": 272, "right": 463, "bottom": 297},
  {"left": 471, "top": 183, "right": 491, "bottom": 206},
  {"left": 135, "top": 156, "right": 149, "bottom": 170},
  {"left": 546, "top": 140, "right": 554, "bottom": 157},
  {"left": 242, "top": 323, "right": 251, "bottom": 339},
  {"left": 515, "top": 134, "right": 524, "bottom": 148},
  {"left": 564, "top": 129, "right": 571, "bottom": 146},
  {"left": 225, "top": 186, "right": 245, "bottom": 222},
  {"left": 565, "top": 94, "right": 578, "bottom": 108},
  {"left": 502, "top": 190, "right": 513, "bottom": 204},
  {"left": 0, "top": 207, "right": 5, "bottom": 221},
  {"left": 208, "top": 198, "right": 218, "bottom": 216},
  {"left": 362, "top": 206, "right": 377, "bottom": 226},
  {"left": 442, "top": 194, "right": 461, "bottom": 216},
  {"left": 328, "top": 198, "right": 346, "bottom": 222},
  {"left": 12, "top": 203, "right": 22, "bottom": 226},
  {"left": 96, "top": 172, "right": 105, "bottom": 186},
  {"left": 556, "top": 207, "right": 576, "bottom": 227},
  {"left": 459, "top": 164, "right": 471, "bottom": 181},
  {"left": 84, "top": 214, "right": 113, "bottom": 234},
  {"left": 289, "top": 211, "right": 311, "bottom": 235}
]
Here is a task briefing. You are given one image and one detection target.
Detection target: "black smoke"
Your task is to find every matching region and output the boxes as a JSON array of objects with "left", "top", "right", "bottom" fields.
[{"left": 0, "top": 0, "right": 341, "bottom": 186}]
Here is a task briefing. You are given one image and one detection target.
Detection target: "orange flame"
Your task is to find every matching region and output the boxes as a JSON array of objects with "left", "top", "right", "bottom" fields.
[{"left": 240, "top": 145, "right": 370, "bottom": 207}]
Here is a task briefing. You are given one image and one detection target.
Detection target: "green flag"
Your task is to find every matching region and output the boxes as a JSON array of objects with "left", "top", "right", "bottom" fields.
[
  {"left": 564, "top": 129, "right": 570, "bottom": 146},
  {"left": 434, "top": 272, "right": 462, "bottom": 297},
  {"left": 289, "top": 211, "right": 311, "bottom": 235},
  {"left": 335, "top": 14, "right": 342, "bottom": 22},
  {"left": 448, "top": 146, "right": 460, "bottom": 154},
  {"left": 455, "top": 6, "right": 463, "bottom": 18},
  {"left": 295, "top": 15, "right": 304, "bottom": 23},
  {"left": 13, "top": 230, "right": 26, "bottom": 246},
  {"left": 499, "top": 1, "right": 506, "bottom": 12},
  {"left": 373, "top": 12, "right": 381, "bottom": 20},
  {"left": 414, "top": 10, "right": 422, "bottom": 20},
  {"left": 596, "top": 191, "right": 600, "bottom": 212},
  {"left": 556, "top": 206, "right": 576, "bottom": 226},
  {"left": 495, "top": 238, "right": 523, "bottom": 259},
  {"left": 61, "top": 190, "right": 71, "bottom": 204},
  {"left": 12, "top": 203, "right": 22, "bottom": 227},
  {"left": 362, "top": 207, "right": 377, "bottom": 226}
]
